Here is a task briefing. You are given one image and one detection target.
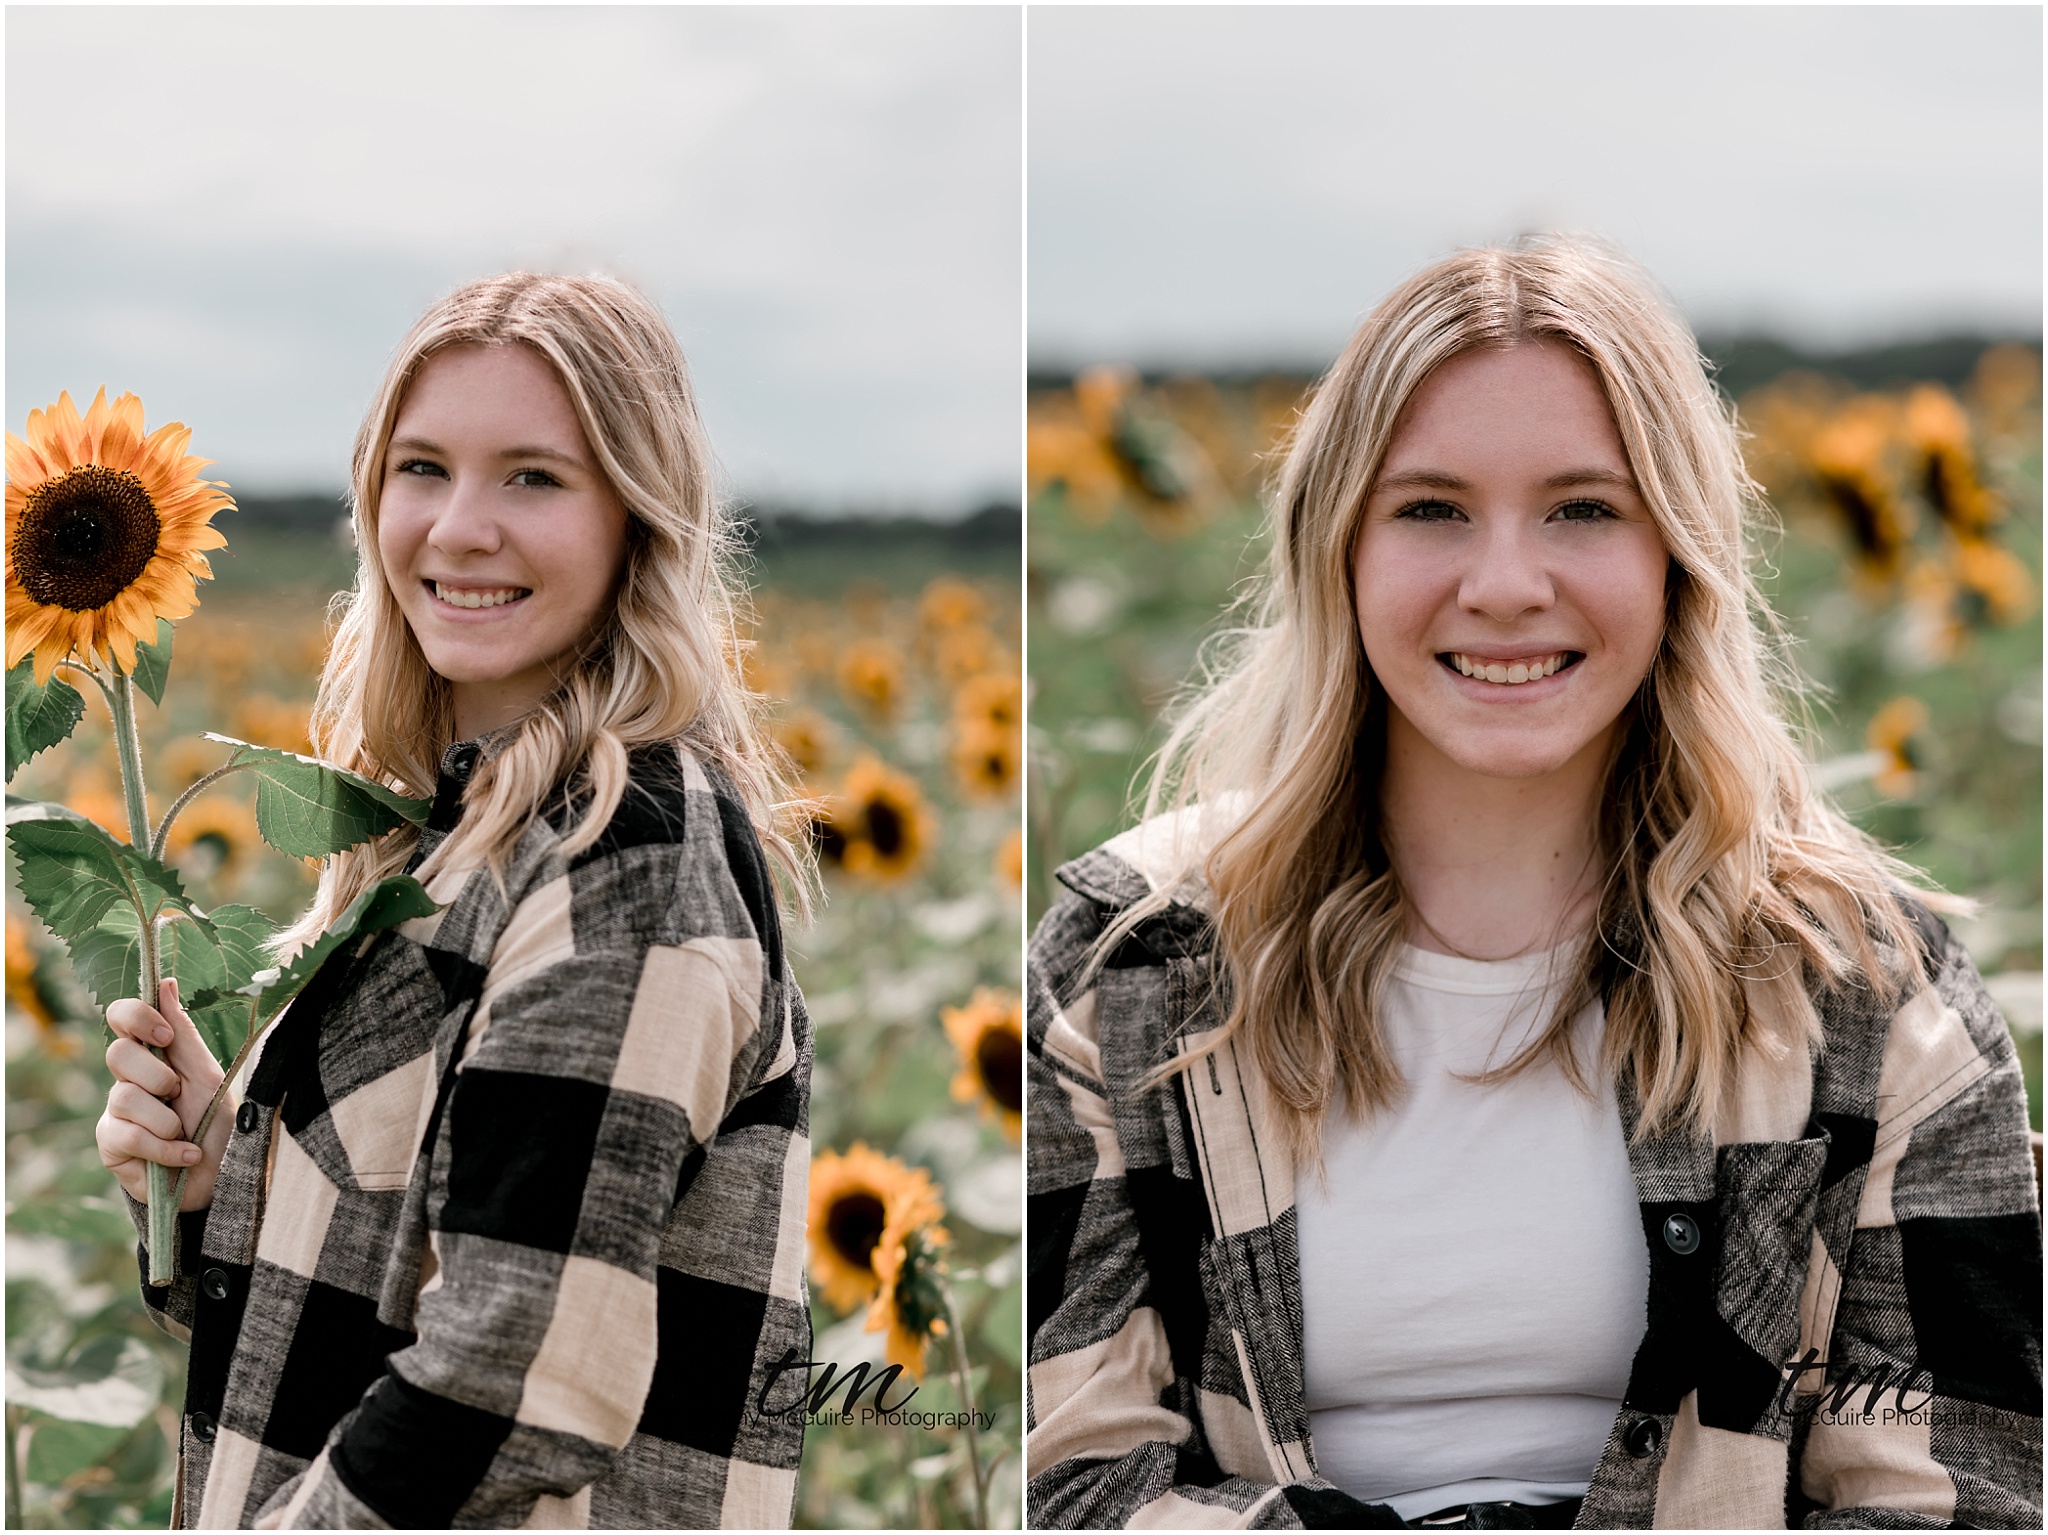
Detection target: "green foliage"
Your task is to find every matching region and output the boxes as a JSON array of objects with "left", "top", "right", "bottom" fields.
[
  {"left": 5, "top": 661, "right": 86, "bottom": 783},
  {"left": 235, "top": 875, "right": 440, "bottom": 1027},
  {"left": 200, "top": 735, "right": 431, "bottom": 859},
  {"left": 127, "top": 621, "right": 173, "bottom": 708}
]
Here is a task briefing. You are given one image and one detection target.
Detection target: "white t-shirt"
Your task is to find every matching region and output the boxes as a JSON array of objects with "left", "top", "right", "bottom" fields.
[{"left": 1294, "top": 943, "right": 1648, "bottom": 1522}]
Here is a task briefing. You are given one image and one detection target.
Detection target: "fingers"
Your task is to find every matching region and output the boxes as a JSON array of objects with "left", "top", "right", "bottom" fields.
[
  {"left": 105, "top": 996, "right": 174, "bottom": 1049},
  {"left": 109, "top": 1081, "right": 187, "bottom": 1144},
  {"left": 156, "top": 978, "right": 226, "bottom": 1094},
  {"left": 106, "top": 1036, "right": 181, "bottom": 1098},
  {"left": 96, "top": 1104, "right": 203, "bottom": 1173}
]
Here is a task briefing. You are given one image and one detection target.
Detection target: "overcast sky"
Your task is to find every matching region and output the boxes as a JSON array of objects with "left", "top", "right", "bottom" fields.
[
  {"left": 1030, "top": 6, "right": 2042, "bottom": 370},
  {"left": 8, "top": 6, "right": 1021, "bottom": 511}
]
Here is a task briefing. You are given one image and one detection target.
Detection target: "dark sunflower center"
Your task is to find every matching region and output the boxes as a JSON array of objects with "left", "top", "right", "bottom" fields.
[
  {"left": 977, "top": 1026, "right": 1023, "bottom": 1113},
  {"left": 865, "top": 800, "right": 905, "bottom": 857},
  {"left": 826, "top": 1191, "right": 887, "bottom": 1270},
  {"left": 15, "top": 465, "right": 162, "bottom": 612}
]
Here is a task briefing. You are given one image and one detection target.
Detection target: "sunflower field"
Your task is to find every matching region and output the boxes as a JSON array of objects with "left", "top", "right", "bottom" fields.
[
  {"left": 4, "top": 506, "right": 1024, "bottom": 1528},
  {"left": 1026, "top": 346, "right": 2044, "bottom": 1128}
]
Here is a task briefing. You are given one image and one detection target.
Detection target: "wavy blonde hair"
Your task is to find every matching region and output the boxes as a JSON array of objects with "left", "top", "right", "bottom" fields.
[
  {"left": 1111, "top": 235, "right": 1931, "bottom": 1157},
  {"left": 278, "top": 271, "right": 811, "bottom": 954}
]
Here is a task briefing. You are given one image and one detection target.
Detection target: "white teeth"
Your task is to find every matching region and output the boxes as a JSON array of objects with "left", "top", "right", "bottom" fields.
[
  {"left": 433, "top": 583, "right": 527, "bottom": 609},
  {"left": 1450, "top": 652, "right": 1570, "bottom": 686}
]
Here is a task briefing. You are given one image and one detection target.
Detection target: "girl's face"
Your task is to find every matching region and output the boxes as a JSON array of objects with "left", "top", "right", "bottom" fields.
[
  {"left": 1352, "top": 339, "right": 1671, "bottom": 784},
  {"left": 379, "top": 343, "right": 630, "bottom": 739}
]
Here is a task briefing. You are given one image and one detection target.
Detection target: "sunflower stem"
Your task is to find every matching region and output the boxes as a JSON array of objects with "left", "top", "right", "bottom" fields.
[
  {"left": 55, "top": 657, "right": 119, "bottom": 718},
  {"left": 940, "top": 1282, "right": 990, "bottom": 1529},
  {"left": 151, "top": 757, "right": 250, "bottom": 863},
  {"left": 110, "top": 669, "right": 178, "bottom": 1286}
]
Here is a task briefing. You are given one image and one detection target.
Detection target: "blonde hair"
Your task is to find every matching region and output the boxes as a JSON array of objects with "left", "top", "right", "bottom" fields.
[
  {"left": 1113, "top": 235, "right": 1930, "bottom": 1158},
  {"left": 279, "top": 271, "right": 811, "bottom": 954}
]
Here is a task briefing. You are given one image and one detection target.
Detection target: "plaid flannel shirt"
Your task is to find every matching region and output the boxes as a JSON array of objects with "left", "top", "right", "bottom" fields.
[
  {"left": 1027, "top": 814, "right": 2042, "bottom": 1529},
  {"left": 132, "top": 739, "right": 812, "bottom": 1529}
]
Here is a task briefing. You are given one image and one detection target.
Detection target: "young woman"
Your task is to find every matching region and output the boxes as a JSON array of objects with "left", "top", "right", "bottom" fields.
[
  {"left": 1025, "top": 238, "right": 2041, "bottom": 1529},
  {"left": 96, "top": 273, "right": 816, "bottom": 1529}
]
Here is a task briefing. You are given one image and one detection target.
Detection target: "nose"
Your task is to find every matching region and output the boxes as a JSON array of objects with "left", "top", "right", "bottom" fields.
[
  {"left": 1458, "top": 518, "right": 1554, "bottom": 621},
  {"left": 425, "top": 478, "right": 503, "bottom": 559}
]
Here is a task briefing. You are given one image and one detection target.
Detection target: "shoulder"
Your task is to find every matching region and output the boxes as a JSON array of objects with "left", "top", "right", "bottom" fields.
[
  {"left": 1032, "top": 801, "right": 1239, "bottom": 980},
  {"left": 526, "top": 741, "right": 782, "bottom": 952}
]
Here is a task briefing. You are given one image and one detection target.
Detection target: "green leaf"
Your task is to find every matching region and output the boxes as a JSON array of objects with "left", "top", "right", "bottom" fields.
[
  {"left": 24, "top": 1419, "right": 129, "bottom": 1483},
  {"left": 6, "top": 805, "right": 207, "bottom": 1008},
  {"left": 127, "top": 618, "right": 173, "bottom": 706},
  {"left": 9, "top": 1335, "right": 163, "bottom": 1430},
  {"left": 5, "top": 658, "right": 86, "bottom": 783},
  {"left": 239, "top": 874, "right": 440, "bottom": 1028},
  {"left": 176, "top": 904, "right": 276, "bottom": 1065},
  {"left": 200, "top": 734, "right": 432, "bottom": 858}
]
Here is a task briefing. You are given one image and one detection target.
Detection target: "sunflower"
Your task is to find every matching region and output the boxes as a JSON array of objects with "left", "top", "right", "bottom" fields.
[
  {"left": 1903, "top": 385, "right": 2000, "bottom": 537},
  {"left": 771, "top": 709, "right": 836, "bottom": 780},
  {"left": 995, "top": 827, "right": 1024, "bottom": 890},
  {"left": 952, "top": 721, "right": 1021, "bottom": 800},
  {"left": 1808, "top": 402, "right": 1912, "bottom": 580},
  {"left": 919, "top": 575, "right": 986, "bottom": 634},
  {"left": 1866, "top": 696, "right": 1931, "bottom": 800},
  {"left": 6, "top": 389, "right": 233, "bottom": 684},
  {"left": 807, "top": 1142, "right": 947, "bottom": 1315},
  {"left": 954, "top": 671, "right": 1022, "bottom": 735},
  {"left": 230, "top": 693, "right": 314, "bottom": 755},
  {"left": 943, "top": 987, "right": 1023, "bottom": 1140},
  {"left": 7, "top": 919, "right": 58, "bottom": 1038},
  {"left": 838, "top": 638, "right": 905, "bottom": 721},
  {"left": 868, "top": 1219, "right": 952, "bottom": 1380},
  {"left": 832, "top": 755, "right": 933, "bottom": 882},
  {"left": 164, "top": 793, "right": 260, "bottom": 884},
  {"left": 1952, "top": 537, "right": 2035, "bottom": 626},
  {"left": 935, "top": 623, "right": 1004, "bottom": 686}
]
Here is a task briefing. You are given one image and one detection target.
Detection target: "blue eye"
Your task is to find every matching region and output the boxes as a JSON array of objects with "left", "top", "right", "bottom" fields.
[
  {"left": 395, "top": 458, "right": 446, "bottom": 479},
  {"left": 510, "top": 469, "right": 561, "bottom": 489}
]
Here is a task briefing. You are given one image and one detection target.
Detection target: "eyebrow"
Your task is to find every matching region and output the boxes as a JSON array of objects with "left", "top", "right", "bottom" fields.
[
  {"left": 1372, "top": 466, "right": 1639, "bottom": 494},
  {"left": 388, "top": 436, "right": 587, "bottom": 470}
]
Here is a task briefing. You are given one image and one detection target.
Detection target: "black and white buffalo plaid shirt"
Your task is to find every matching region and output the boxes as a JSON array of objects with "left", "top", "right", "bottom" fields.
[
  {"left": 132, "top": 738, "right": 812, "bottom": 1529},
  {"left": 1027, "top": 814, "right": 2042, "bottom": 1529}
]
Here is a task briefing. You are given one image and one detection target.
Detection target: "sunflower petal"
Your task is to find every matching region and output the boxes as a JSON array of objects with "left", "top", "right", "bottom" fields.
[{"left": 6, "top": 429, "right": 51, "bottom": 489}]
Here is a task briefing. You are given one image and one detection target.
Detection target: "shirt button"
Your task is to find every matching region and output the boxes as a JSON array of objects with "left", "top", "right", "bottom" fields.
[
  {"left": 1662, "top": 1213, "right": 1701, "bottom": 1255},
  {"left": 1625, "top": 1415, "right": 1662, "bottom": 1459},
  {"left": 236, "top": 1101, "right": 260, "bottom": 1135},
  {"left": 201, "top": 1268, "right": 231, "bottom": 1302},
  {"left": 190, "top": 1412, "right": 217, "bottom": 1443}
]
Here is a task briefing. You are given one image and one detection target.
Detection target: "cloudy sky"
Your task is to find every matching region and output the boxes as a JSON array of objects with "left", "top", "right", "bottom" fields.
[
  {"left": 8, "top": 7, "right": 1021, "bottom": 511},
  {"left": 1030, "top": 6, "right": 2042, "bottom": 369}
]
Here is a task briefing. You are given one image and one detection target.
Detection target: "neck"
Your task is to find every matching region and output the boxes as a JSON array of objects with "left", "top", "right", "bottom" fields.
[{"left": 1378, "top": 710, "right": 1614, "bottom": 961}]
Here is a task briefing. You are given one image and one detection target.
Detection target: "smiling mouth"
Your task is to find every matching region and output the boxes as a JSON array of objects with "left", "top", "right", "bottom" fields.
[
  {"left": 430, "top": 581, "right": 530, "bottom": 610},
  {"left": 1441, "top": 650, "right": 1580, "bottom": 685}
]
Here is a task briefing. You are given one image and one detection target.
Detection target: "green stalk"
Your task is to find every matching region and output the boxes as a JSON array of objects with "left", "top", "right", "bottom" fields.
[
  {"left": 941, "top": 1284, "right": 990, "bottom": 1529},
  {"left": 109, "top": 671, "right": 177, "bottom": 1286}
]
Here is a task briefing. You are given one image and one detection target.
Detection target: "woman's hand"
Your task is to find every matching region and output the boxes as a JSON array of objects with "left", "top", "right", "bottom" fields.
[{"left": 96, "top": 979, "right": 231, "bottom": 1212}]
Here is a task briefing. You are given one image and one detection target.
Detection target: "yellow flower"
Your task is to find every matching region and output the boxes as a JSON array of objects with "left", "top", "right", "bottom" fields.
[
  {"left": 1866, "top": 696, "right": 1930, "bottom": 799},
  {"left": 838, "top": 639, "right": 904, "bottom": 721},
  {"left": 867, "top": 1219, "right": 952, "bottom": 1380},
  {"left": 995, "top": 827, "right": 1023, "bottom": 889},
  {"left": 830, "top": 755, "right": 933, "bottom": 882},
  {"left": 807, "top": 1143, "right": 947, "bottom": 1315},
  {"left": 952, "top": 721, "right": 1021, "bottom": 800},
  {"left": 771, "top": 709, "right": 836, "bottom": 780},
  {"left": 1952, "top": 537, "right": 2035, "bottom": 626},
  {"left": 230, "top": 693, "right": 313, "bottom": 755},
  {"left": 6, "top": 389, "right": 233, "bottom": 684},
  {"left": 934, "top": 623, "right": 1004, "bottom": 686},
  {"left": 1808, "top": 400, "right": 1912, "bottom": 579},
  {"left": 164, "top": 794, "right": 260, "bottom": 884},
  {"left": 954, "top": 671, "right": 1022, "bottom": 735},
  {"left": 943, "top": 987, "right": 1023, "bottom": 1141},
  {"left": 919, "top": 575, "right": 987, "bottom": 634},
  {"left": 1903, "top": 385, "right": 2000, "bottom": 536},
  {"left": 6, "top": 919, "right": 61, "bottom": 1045}
]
